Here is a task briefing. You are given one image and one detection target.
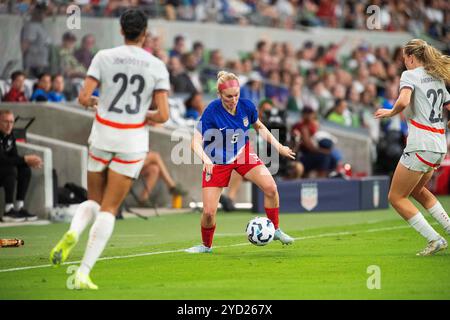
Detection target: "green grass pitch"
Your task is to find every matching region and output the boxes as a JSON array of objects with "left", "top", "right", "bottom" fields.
[{"left": 1, "top": 198, "right": 450, "bottom": 300}]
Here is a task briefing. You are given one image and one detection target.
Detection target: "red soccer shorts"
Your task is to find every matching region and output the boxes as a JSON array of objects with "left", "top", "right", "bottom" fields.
[{"left": 202, "top": 142, "right": 263, "bottom": 188}]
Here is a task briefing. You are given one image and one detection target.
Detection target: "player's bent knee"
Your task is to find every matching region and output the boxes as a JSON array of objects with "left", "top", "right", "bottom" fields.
[
  {"left": 262, "top": 183, "right": 278, "bottom": 198},
  {"left": 388, "top": 191, "right": 403, "bottom": 205},
  {"left": 410, "top": 188, "right": 422, "bottom": 200},
  {"left": 203, "top": 207, "right": 217, "bottom": 218}
]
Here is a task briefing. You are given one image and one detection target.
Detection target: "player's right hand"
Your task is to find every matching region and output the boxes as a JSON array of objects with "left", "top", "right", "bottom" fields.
[
  {"left": 203, "top": 161, "right": 214, "bottom": 175},
  {"left": 25, "top": 155, "right": 43, "bottom": 169}
]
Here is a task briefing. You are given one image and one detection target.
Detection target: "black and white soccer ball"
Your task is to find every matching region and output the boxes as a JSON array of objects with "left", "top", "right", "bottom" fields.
[{"left": 246, "top": 217, "right": 275, "bottom": 246}]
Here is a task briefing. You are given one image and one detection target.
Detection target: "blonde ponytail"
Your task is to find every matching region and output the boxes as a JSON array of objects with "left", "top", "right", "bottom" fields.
[
  {"left": 423, "top": 45, "right": 450, "bottom": 84},
  {"left": 404, "top": 39, "right": 450, "bottom": 84}
]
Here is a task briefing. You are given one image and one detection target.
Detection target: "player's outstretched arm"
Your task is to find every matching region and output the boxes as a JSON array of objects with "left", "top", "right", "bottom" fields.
[
  {"left": 253, "top": 119, "right": 295, "bottom": 160},
  {"left": 374, "top": 88, "right": 412, "bottom": 119},
  {"left": 146, "top": 90, "right": 169, "bottom": 124},
  {"left": 78, "top": 76, "right": 99, "bottom": 109}
]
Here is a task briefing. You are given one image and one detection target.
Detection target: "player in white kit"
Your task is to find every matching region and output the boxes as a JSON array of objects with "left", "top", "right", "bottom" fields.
[
  {"left": 50, "top": 9, "right": 170, "bottom": 288},
  {"left": 375, "top": 39, "right": 450, "bottom": 256}
]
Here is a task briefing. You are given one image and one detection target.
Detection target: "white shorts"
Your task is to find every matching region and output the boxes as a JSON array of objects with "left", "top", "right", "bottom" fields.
[
  {"left": 399, "top": 151, "right": 445, "bottom": 173},
  {"left": 88, "top": 146, "right": 146, "bottom": 179}
]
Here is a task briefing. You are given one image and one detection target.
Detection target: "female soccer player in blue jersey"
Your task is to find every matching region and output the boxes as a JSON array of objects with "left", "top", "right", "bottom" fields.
[{"left": 186, "top": 71, "right": 296, "bottom": 253}]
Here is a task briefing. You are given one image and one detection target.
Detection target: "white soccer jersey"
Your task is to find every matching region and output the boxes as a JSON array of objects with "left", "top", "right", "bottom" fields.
[
  {"left": 87, "top": 45, "right": 170, "bottom": 153},
  {"left": 400, "top": 66, "right": 450, "bottom": 153}
]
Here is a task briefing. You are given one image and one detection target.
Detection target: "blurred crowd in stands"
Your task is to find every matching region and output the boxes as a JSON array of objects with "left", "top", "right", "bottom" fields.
[
  {"left": 1, "top": 1, "right": 449, "bottom": 179},
  {"left": 2, "top": 0, "right": 449, "bottom": 45}
]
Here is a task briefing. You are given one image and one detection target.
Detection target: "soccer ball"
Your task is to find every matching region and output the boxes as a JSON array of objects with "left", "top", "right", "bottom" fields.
[{"left": 246, "top": 217, "right": 275, "bottom": 246}]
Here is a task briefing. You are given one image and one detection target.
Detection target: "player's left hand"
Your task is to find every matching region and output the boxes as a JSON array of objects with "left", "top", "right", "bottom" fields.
[
  {"left": 279, "top": 145, "right": 296, "bottom": 160},
  {"left": 374, "top": 108, "right": 392, "bottom": 119}
]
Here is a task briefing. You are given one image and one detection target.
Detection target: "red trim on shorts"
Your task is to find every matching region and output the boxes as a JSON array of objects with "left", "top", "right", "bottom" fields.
[
  {"left": 89, "top": 152, "right": 109, "bottom": 165},
  {"left": 410, "top": 119, "right": 445, "bottom": 134},
  {"left": 111, "top": 157, "right": 143, "bottom": 164},
  {"left": 96, "top": 113, "right": 146, "bottom": 129},
  {"left": 415, "top": 153, "right": 439, "bottom": 168}
]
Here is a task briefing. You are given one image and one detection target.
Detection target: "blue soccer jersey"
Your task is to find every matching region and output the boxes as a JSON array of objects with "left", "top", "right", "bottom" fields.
[{"left": 196, "top": 98, "right": 258, "bottom": 164}]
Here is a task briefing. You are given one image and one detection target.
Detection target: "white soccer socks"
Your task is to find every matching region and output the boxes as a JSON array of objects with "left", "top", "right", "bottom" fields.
[
  {"left": 78, "top": 211, "right": 115, "bottom": 275},
  {"left": 69, "top": 200, "right": 100, "bottom": 237},
  {"left": 408, "top": 212, "right": 441, "bottom": 242},
  {"left": 427, "top": 201, "right": 450, "bottom": 234}
]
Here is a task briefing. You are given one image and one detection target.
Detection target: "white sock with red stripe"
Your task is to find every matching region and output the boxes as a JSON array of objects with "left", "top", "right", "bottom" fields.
[
  {"left": 427, "top": 201, "right": 450, "bottom": 234},
  {"left": 78, "top": 211, "right": 115, "bottom": 275},
  {"left": 69, "top": 200, "right": 100, "bottom": 238},
  {"left": 408, "top": 212, "right": 441, "bottom": 242}
]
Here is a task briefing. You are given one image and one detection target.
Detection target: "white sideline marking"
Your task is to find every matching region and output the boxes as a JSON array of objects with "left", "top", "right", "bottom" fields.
[{"left": 0, "top": 225, "right": 410, "bottom": 274}]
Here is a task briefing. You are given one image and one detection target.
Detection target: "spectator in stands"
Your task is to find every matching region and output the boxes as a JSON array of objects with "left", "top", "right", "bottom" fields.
[
  {"left": 240, "top": 71, "right": 264, "bottom": 106},
  {"left": 30, "top": 73, "right": 51, "bottom": 102},
  {"left": 0, "top": 110, "right": 41, "bottom": 222},
  {"left": 169, "top": 34, "right": 186, "bottom": 58},
  {"left": 209, "top": 49, "right": 225, "bottom": 68},
  {"left": 3, "top": 71, "right": 28, "bottom": 102},
  {"left": 192, "top": 41, "right": 205, "bottom": 67},
  {"left": 326, "top": 98, "right": 353, "bottom": 127},
  {"left": 291, "top": 106, "right": 333, "bottom": 178},
  {"left": 58, "top": 32, "right": 87, "bottom": 79},
  {"left": 297, "top": 40, "right": 317, "bottom": 72},
  {"left": 168, "top": 56, "right": 197, "bottom": 94},
  {"left": 201, "top": 49, "right": 226, "bottom": 88},
  {"left": 257, "top": 98, "right": 275, "bottom": 121},
  {"left": 20, "top": 3, "right": 51, "bottom": 78},
  {"left": 138, "top": 151, "right": 187, "bottom": 206},
  {"left": 74, "top": 34, "right": 96, "bottom": 70},
  {"left": 286, "top": 75, "right": 306, "bottom": 112},
  {"left": 264, "top": 70, "right": 289, "bottom": 108},
  {"left": 184, "top": 91, "right": 204, "bottom": 120},
  {"left": 48, "top": 74, "right": 67, "bottom": 103},
  {"left": 181, "top": 52, "right": 203, "bottom": 92},
  {"left": 142, "top": 32, "right": 154, "bottom": 54}
]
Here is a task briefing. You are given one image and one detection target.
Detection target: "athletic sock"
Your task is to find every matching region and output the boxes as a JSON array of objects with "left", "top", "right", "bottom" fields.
[
  {"left": 5, "top": 203, "right": 14, "bottom": 213},
  {"left": 78, "top": 211, "right": 115, "bottom": 275},
  {"left": 201, "top": 225, "right": 216, "bottom": 248},
  {"left": 427, "top": 201, "right": 450, "bottom": 234},
  {"left": 14, "top": 200, "right": 24, "bottom": 211},
  {"left": 265, "top": 207, "right": 279, "bottom": 229},
  {"left": 408, "top": 212, "right": 441, "bottom": 242},
  {"left": 69, "top": 200, "right": 100, "bottom": 237}
]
